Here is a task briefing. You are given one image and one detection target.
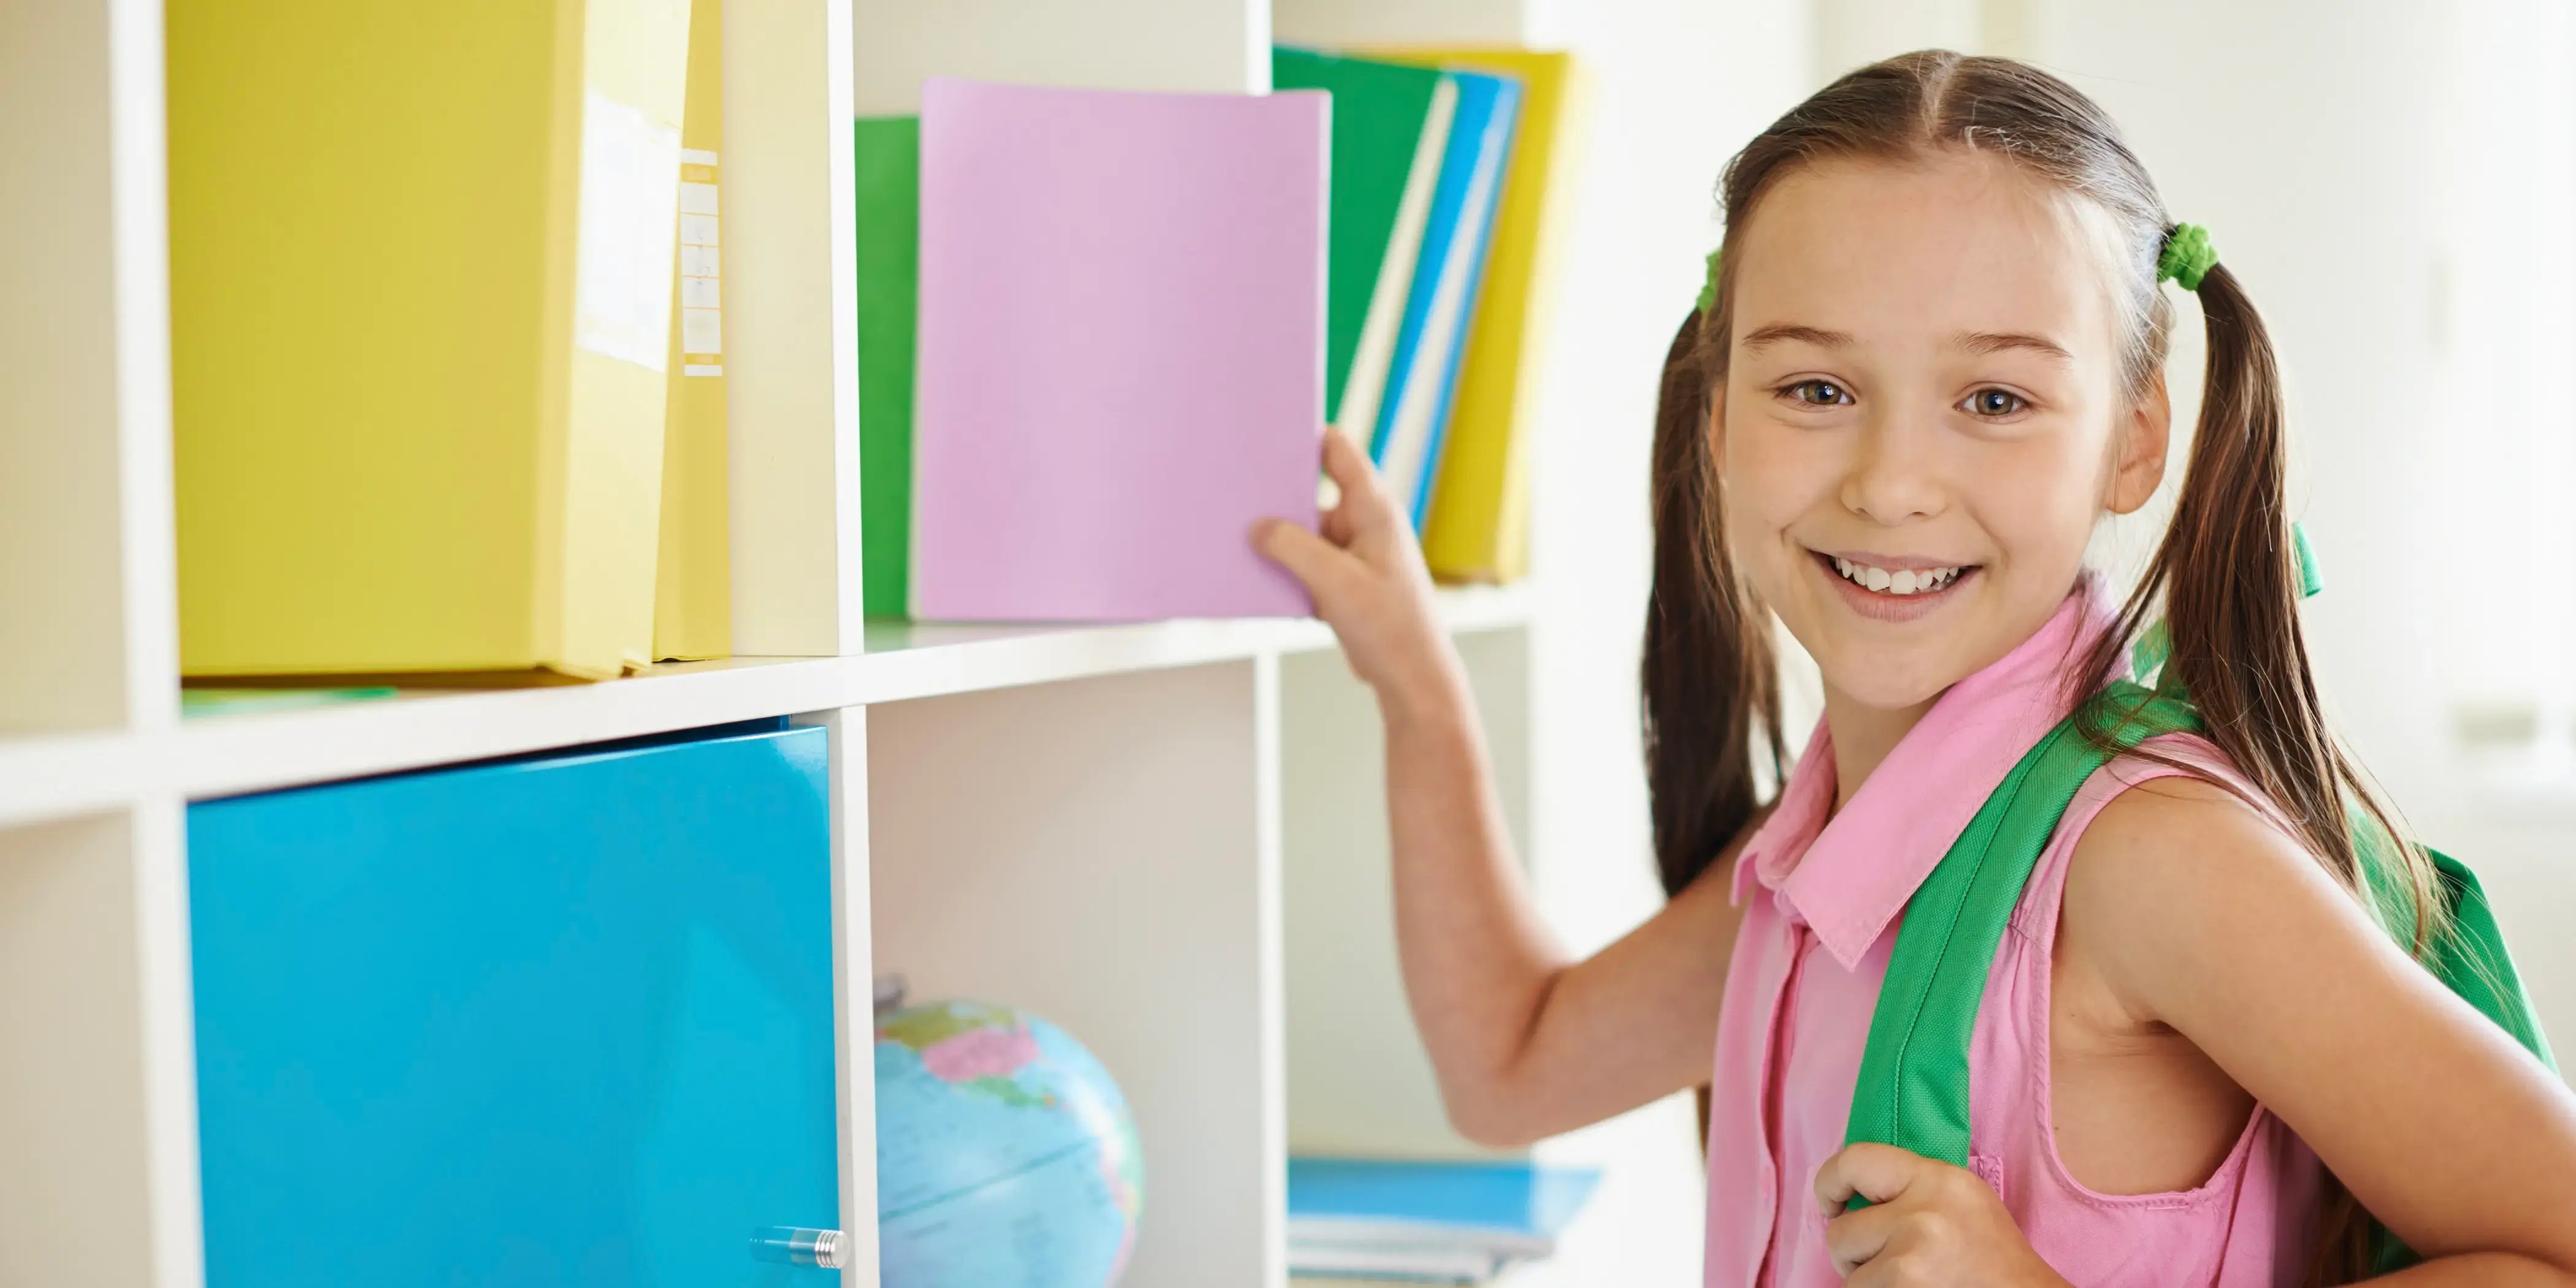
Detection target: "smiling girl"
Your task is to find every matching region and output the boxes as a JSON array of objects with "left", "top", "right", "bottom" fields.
[{"left": 1255, "top": 50, "right": 2576, "bottom": 1287}]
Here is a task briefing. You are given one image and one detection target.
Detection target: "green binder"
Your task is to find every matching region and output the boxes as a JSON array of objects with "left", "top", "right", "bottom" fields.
[{"left": 856, "top": 115, "right": 919, "bottom": 619}]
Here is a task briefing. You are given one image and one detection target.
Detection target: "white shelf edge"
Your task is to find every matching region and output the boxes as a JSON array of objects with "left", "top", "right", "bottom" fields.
[
  {"left": 175, "top": 656, "right": 851, "bottom": 803},
  {"left": 0, "top": 586, "right": 1532, "bottom": 829},
  {"left": 0, "top": 729, "right": 144, "bottom": 830}
]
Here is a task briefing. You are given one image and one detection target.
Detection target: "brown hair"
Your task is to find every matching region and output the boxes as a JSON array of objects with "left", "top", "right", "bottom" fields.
[{"left": 1641, "top": 50, "right": 2432, "bottom": 1284}]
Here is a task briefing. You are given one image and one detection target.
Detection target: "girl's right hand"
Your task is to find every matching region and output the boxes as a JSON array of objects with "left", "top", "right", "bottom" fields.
[{"left": 1253, "top": 429, "right": 1463, "bottom": 719}]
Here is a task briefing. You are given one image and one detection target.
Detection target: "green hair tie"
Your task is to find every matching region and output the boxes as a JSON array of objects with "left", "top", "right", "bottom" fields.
[
  {"left": 2157, "top": 223, "right": 2218, "bottom": 291},
  {"left": 1697, "top": 246, "right": 1722, "bottom": 314}
]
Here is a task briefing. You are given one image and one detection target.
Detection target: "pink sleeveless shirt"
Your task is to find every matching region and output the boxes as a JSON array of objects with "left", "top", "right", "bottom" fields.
[{"left": 1703, "top": 588, "right": 2322, "bottom": 1287}]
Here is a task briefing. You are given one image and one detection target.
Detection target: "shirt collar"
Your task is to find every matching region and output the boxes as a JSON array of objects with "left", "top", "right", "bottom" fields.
[{"left": 1731, "top": 580, "right": 2117, "bottom": 970}]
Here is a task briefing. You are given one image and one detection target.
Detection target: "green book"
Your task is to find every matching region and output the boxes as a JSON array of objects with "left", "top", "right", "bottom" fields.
[
  {"left": 1271, "top": 48, "right": 1456, "bottom": 436},
  {"left": 180, "top": 686, "right": 399, "bottom": 719},
  {"left": 856, "top": 115, "right": 921, "bottom": 619}
]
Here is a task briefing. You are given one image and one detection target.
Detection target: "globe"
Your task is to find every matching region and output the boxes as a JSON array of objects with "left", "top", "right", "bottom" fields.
[{"left": 875, "top": 1000, "right": 1144, "bottom": 1287}]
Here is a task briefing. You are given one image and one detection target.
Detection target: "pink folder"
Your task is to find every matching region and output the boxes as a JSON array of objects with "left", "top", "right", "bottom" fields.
[{"left": 911, "top": 77, "right": 1328, "bottom": 621}]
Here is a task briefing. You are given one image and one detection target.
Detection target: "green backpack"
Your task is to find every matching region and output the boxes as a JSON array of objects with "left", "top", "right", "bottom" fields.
[{"left": 1841, "top": 677, "right": 2556, "bottom": 1273}]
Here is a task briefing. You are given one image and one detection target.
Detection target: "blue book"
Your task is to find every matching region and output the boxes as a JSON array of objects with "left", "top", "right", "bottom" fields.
[
  {"left": 1287, "top": 1156, "right": 1601, "bottom": 1260},
  {"left": 189, "top": 726, "right": 838, "bottom": 1288},
  {"left": 1368, "top": 69, "right": 1520, "bottom": 529}
]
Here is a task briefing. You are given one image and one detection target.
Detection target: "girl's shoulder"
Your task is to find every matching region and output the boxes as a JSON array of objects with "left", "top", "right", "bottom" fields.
[
  {"left": 2053, "top": 732, "right": 2360, "bottom": 1011},
  {"left": 2064, "top": 732, "right": 2307, "bottom": 887}
]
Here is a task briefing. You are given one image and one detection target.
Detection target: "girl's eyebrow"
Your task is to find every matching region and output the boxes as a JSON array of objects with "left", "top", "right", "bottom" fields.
[
  {"left": 1955, "top": 330, "right": 2075, "bottom": 361},
  {"left": 1737, "top": 324, "right": 2074, "bottom": 363},
  {"left": 1740, "top": 323, "right": 1855, "bottom": 351}
]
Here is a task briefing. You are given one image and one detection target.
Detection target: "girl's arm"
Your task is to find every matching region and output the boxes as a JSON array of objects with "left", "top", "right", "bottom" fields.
[
  {"left": 1257, "top": 431, "right": 1745, "bottom": 1147},
  {"left": 2069, "top": 778, "right": 2576, "bottom": 1281}
]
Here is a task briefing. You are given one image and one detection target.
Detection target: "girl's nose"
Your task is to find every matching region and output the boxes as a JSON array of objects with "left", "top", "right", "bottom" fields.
[{"left": 1838, "top": 410, "right": 1947, "bottom": 526}]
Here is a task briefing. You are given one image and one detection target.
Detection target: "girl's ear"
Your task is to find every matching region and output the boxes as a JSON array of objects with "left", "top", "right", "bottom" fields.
[{"left": 2106, "top": 369, "right": 2171, "bottom": 515}]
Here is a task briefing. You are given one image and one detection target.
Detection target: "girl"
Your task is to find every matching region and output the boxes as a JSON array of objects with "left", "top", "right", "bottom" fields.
[{"left": 1255, "top": 51, "right": 2576, "bottom": 1287}]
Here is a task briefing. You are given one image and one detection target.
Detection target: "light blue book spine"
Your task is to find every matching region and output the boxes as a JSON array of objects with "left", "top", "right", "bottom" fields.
[
  {"left": 1408, "top": 75, "right": 1517, "bottom": 525},
  {"left": 1368, "top": 70, "right": 1519, "bottom": 527},
  {"left": 1286, "top": 1155, "right": 1604, "bottom": 1240}
]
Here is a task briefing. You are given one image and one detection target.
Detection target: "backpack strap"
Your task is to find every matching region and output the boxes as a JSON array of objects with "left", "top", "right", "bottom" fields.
[
  {"left": 1842, "top": 680, "right": 2559, "bottom": 1248},
  {"left": 1843, "top": 681, "right": 2199, "bottom": 1178}
]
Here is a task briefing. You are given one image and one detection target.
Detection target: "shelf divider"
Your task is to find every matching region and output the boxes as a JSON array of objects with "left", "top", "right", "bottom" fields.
[
  {"left": 0, "top": 810, "right": 164, "bottom": 1288},
  {"left": 0, "top": 0, "right": 178, "bottom": 737},
  {"left": 800, "top": 707, "right": 884, "bottom": 1287}
]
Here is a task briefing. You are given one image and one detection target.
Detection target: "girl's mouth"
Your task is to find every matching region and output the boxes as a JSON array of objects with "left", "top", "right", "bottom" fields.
[{"left": 1809, "top": 549, "right": 1979, "bottom": 621}]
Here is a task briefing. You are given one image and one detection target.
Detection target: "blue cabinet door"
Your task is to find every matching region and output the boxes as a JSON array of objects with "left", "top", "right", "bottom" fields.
[{"left": 190, "top": 726, "right": 840, "bottom": 1287}]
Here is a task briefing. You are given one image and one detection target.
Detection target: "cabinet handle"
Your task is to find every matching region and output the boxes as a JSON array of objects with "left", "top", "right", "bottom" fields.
[{"left": 750, "top": 1226, "right": 847, "bottom": 1268}]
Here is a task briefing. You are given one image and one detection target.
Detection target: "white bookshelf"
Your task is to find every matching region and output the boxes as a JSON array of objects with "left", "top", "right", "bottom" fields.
[
  {"left": 0, "top": 1, "right": 1576, "bottom": 1286},
  {"left": 0, "top": 589, "right": 1528, "bottom": 832}
]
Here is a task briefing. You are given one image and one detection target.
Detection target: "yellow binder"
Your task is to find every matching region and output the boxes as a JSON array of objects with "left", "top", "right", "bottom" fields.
[
  {"left": 170, "top": 0, "right": 693, "bottom": 681},
  {"left": 1371, "top": 49, "right": 1585, "bottom": 586},
  {"left": 654, "top": 0, "right": 732, "bottom": 662}
]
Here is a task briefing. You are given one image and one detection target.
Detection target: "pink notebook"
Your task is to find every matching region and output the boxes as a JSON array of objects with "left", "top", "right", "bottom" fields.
[{"left": 911, "top": 77, "right": 1328, "bottom": 621}]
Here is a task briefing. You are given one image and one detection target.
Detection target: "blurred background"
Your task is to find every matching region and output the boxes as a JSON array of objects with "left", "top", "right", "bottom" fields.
[{"left": 1314, "top": 0, "right": 2576, "bottom": 1279}]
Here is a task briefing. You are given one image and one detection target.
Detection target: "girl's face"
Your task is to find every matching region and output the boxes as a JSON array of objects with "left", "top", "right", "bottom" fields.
[{"left": 1717, "top": 151, "right": 2169, "bottom": 712}]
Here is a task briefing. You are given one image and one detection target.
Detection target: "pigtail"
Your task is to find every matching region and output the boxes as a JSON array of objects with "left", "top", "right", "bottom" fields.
[
  {"left": 1642, "top": 304, "right": 1785, "bottom": 900},
  {"left": 2084, "top": 260, "right": 2437, "bottom": 949},
  {"left": 2081, "top": 258, "right": 2436, "bottom": 1287}
]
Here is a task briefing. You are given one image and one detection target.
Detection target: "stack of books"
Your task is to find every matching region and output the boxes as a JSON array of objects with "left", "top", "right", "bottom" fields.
[
  {"left": 1272, "top": 47, "right": 1583, "bottom": 585},
  {"left": 1287, "top": 1156, "right": 1601, "bottom": 1285}
]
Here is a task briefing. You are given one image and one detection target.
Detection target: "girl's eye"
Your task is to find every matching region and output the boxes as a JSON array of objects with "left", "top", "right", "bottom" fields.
[
  {"left": 1964, "top": 388, "right": 2027, "bottom": 418},
  {"left": 1783, "top": 379, "right": 1853, "bottom": 406}
]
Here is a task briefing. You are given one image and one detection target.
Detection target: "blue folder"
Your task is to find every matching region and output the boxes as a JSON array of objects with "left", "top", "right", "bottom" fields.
[
  {"left": 1287, "top": 1156, "right": 1601, "bottom": 1246},
  {"left": 1369, "top": 68, "right": 1521, "bottom": 527},
  {"left": 190, "top": 725, "right": 838, "bottom": 1288}
]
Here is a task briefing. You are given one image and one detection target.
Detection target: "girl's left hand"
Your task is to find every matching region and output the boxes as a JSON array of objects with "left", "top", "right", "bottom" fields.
[{"left": 1813, "top": 1143, "right": 2070, "bottom": 1287}]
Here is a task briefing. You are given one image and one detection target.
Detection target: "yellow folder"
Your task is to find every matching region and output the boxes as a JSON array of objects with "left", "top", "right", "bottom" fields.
[
  {"left": 654, "top": 0, "right": 733, "bottom": 662},
  {"left": 1370, "top": 49, "right": 1585, "bottom": 586},
  {"left": 169, "top": 0, "right": 693, "bottom": 681}
]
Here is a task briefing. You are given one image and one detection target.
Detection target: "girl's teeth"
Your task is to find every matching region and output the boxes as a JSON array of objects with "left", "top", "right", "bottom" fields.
[{"left": 1831, "top": 559, "right": 1963, "bottom": 596}]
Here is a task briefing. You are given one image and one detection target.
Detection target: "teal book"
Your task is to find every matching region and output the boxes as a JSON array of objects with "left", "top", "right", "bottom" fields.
[
  {"left": 189, "top": 724, "right": 837, "bottom": 1286},
  {"left": 1370, "top": 69, "right": 1519, "bottom": 529},
  {"left": 1287, "top": 1155, "right": 1600, "bottom": 1259},
  {"left": 1271, "top": 48, "right": 1456, "bottom": 437},
  {"left": 857, "top": 115, "right": 921, "bottom": 619}
]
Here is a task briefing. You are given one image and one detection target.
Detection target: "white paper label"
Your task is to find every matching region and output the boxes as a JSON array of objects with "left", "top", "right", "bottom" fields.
[
  {"left": 574, "top": 93, "right": 683, "bottom": 372},
  {"left": 682, "top": 307, "right": 723, "bottom": 355},
  {"left": 675, "top": 151, "right": 724, "bottom": 377}
]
